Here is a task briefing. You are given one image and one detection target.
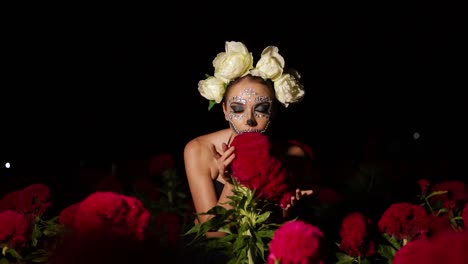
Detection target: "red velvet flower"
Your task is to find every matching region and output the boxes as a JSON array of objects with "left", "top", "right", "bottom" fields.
[
  {"left": 417, "top": 178, "right": 430, "bottom": 197},
  {"left": 0, "top": 210, "right": 31, "bottom": 249},
  {"left": 0, "top": 184, "right": 51, "bottom": 217},
  {"left": 70, "top": 192, "right": 151, "bottom": 240},
  {"left": 230, "top": 132, "right": 295, "bottom": 207},
  {"left": 392, "top": 238, "right": 434, "bottom": 264},
  {"left": 58, "top": 202, "right": 80, "bottom": 227},
  {"left": 378, "top": 202, "right": 429, "bottom": 241},
  {"left": 154, "top": 211, "right": 181, "bottom": 249},
  {"left": 131, "top": 179, "right": 161, "bottom": 200},
  {"left": 339, "top": 212, "right": 375, "bottom": 257},
  {"left": 429, "top": 180, "right": 467, "bottom": 208},
  {"left": 267, "top": 220, "right": 325, "bottom": 264},
  {"left": 148, "top": 153, "right": 176, "bottom": 176},
  {"left": 427, "top": 214, "right": 452, "bottom": 238},
  {"left": 393, "top": 230, "right": 468, "bottom": 264}
]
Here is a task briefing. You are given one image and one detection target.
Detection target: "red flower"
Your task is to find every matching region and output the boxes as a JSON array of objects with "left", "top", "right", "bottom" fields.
[
  {"left": 154, "top": 211, "right": 181, "bottom": 249},
  {"left": 94, "top": 175, "right": 123, "bottom": 193},
  {"left": 316, "top": 186, "right": 343, "bottom": 205},
  {"left": 70, "top": 192, "right": 151, "bottom": 240},
  {"left": 393, "top": 230, "right": 468, "bottom": 264},
  {"left": 417, "top": 178, "right": 430, "bottom": 197},
  {"left": 427, "top": 215, "right": 452, "bottom": 238},
  {"left": 339, "top": 212, "right": 375, "bottom": 257},
  {"left": 430, "top": 180, "right": 467, "bottom": 208},
  {"left": 378, "top": 202, "right": 429, "bottom": 241},
  {"left": 0, "top": 184, "right": 51, "bottom": 217},
  {"left": 148, "top": 153, "right": 176, "bottom": 176},
  {"left": 230, "top": 132, "right": 295, "bottom": 207},
  {"left": 0, "top": 190, "right": 21, "bottom": 212},
  {"left": 131, "top": 179, "right": 161, "bottom": 200},
  {"left": 0, "top": 210, "right": 31, "bottom": 249},
  {"left": 392, "top": 238, "right": 434, "bottom": 264},
  {"left": 267, "top": 220, "right": 325, "bottom": 264},
  {"left": 58, "top": 202, "right": 80, "bottom": 227}
]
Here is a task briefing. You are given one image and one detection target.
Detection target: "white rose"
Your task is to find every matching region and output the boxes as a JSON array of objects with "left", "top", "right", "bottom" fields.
[
  {"left": 274, "top": 71, "right": 305, "bottom": 107},
  {"left": 212, "top": 41, "right": 253, "bottom": 83},
  {"left": 198, "top": 76, "right": 226, "bottom": 103},
  {"left": 250, "top": 46, "right": 285, "bottom": 81}
]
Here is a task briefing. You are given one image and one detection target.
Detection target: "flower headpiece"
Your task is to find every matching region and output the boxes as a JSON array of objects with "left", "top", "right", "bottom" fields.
[{"left": 198, "top": 41, "right": 305, "bottom": 110}]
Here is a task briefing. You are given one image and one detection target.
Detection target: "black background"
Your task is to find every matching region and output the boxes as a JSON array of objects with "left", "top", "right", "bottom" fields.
[{"left": 2, "top": 5, "right": 466, "bottom": 167}]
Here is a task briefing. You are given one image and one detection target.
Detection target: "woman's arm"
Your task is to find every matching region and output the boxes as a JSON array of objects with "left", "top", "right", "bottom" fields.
[{"left": 184, "top": 139, "right": 235, "bottom": 237}]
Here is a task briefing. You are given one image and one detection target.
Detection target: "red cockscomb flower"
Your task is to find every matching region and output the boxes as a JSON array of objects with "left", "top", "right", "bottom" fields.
[
  {"left": 392, "top": 238, "right": 434, "bottom": 264},
  {"left": 154, "top": 211, "right": 181, "bottom": 249},
  {"left": 378, "top": 202, "right": 429, "bottom": 241},
  {"left": 148, "top": 153, "right": 176, "bottom": 177},
  {"left": 58, "top": 202, "right": 80, "bottom": 227},
  {"left": 427, "top": 214, "right": 452, "bottom": 238},
  {"left": 393, "top": 230, "right": 468, "bottom": 264},
  {"left": 70, "top": 192, "right": 151, "bottom": 240},
  {"left": 417, "top": 178, "right": 430, "bottom": 197},
  {"left": 268, "top": 220, "right": 325, "bottom": 264},
  {"left": 230, "top": 132, "right": 295, "bottom": 207},
  {"left": 339, "top": 212, "right": 375, "bottom": 257},
  {"left": 430, "top": 180, "right": 467, "bottom": 209},
  {"left": 0, "top": 184, "right": 51, "bottom": 217},
  {"left": 0, "top": 210, "right": 31, "bottom": 250}
]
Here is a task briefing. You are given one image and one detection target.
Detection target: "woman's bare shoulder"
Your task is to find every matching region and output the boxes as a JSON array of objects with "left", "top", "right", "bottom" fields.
[
  {"left": 184, "top": 129, "right": 230, "bottom": 156},
  {"left": 285, "top": 139, "right": 314, "bottom": 159}
]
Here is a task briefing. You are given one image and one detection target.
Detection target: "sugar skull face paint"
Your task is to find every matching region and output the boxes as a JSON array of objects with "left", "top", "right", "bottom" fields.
[{"left": 226, "top": 86, "right": 273, "bottom": 134}]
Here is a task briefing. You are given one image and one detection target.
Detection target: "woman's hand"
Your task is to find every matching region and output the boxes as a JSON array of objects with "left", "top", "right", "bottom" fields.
[
  {"left": 212, "top": 143, "right": 236, "bottom": 184},
  {"left": 282, "top": 188, "right": 313, "bottom": 218}
]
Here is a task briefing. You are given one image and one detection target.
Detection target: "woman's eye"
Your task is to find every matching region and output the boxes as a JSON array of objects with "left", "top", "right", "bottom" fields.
[
  {"left": 231, "top": 105, "right": 244, "bottom": 113},
  {"left": 255, "top": 104, "right": 270, "bottom": 114}
]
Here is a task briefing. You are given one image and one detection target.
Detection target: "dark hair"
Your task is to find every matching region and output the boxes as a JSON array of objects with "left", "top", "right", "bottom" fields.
[{"left": 222, "top": 74, "right": 275, "bottom": 103}]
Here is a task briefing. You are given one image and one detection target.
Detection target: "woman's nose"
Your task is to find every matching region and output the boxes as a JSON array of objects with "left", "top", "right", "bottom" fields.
[{"left": 246, "top": 118, "right": 257, "bottom": 126}]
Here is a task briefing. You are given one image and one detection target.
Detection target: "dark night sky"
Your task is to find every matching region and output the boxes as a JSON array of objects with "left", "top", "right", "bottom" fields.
[{"left": 2, "top": 7, "right": 466, "bottom": 164}]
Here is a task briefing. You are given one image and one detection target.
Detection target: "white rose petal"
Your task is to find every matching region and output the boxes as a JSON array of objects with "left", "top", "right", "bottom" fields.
[
  {"left": 198, "top": 77, "right": 226, "bottom": 103},
  {"left": 274, "top": 73, "right": 305, "bottom": 107},
  {"left": 251, "top": 46, "right": 285, "bottom": 81},
  {"left": 213, "top": 41, "right": 253, "bottom": 83}
]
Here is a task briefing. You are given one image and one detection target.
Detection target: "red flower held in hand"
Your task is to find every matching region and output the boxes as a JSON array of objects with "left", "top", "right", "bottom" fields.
[
  {"left": 230, "top": 132, "right": 295, "bottom": 207},
  {"left": 378, "top": 202, "right": 429, "bottom": 241},
  {"left": 268, "top": 220, "right": 325, "bottom": 264},
  {"left": 339, "top": 212, "right": 375, "bottom": 257}
]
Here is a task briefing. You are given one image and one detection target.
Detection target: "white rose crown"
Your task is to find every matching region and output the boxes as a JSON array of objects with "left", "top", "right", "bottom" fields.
[{"left": 197, "top": 41, "right": 305, "bottom": 110}]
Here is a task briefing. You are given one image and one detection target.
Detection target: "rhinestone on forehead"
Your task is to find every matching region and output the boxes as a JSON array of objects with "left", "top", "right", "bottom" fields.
[{"left": 228, "top": 87, "right": 273, "bottom": 104}]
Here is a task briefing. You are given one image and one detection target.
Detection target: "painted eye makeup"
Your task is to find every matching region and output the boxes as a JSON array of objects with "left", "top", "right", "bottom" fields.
[
  {"left": 254, "top": 103, "right": 271, "bottom": 114},
  {"left": 230, "top": 104, "right": 245, "bottom": 113}
]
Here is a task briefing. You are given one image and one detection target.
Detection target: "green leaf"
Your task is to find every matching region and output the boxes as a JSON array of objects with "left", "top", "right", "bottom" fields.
[
  {"left": 4, "top": 249, "right": 23, "bottom": 260},
  {"left": 0, "top": 257, "right": 9, "bottom": 264},
  {"left": 334, "top": 252, "right": 355, "bottom": 264},
  {"left": 377, "top": 244, "right": 395, "bottom": 263},
  {"left": 256, "top": 211, "right": 271, "bottom": 224},
  {"left": 208, "top": 100, "right": 216, "bottom": 110},
  {"left": 382, "top": 233, "right": 401, "bottom": 250},
  {"left": 425, "top": 190, "right": 448, "bottom": 200}
]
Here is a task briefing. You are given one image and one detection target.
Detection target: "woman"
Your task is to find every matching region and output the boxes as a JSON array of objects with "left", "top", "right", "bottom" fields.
[{"left": 184, "top": 41, "right": 313, "bottom": 238}]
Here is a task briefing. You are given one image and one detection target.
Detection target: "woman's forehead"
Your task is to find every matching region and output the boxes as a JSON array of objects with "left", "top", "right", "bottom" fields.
[{"left": 227, "top": 82, "right": 273, "bottom": 100}]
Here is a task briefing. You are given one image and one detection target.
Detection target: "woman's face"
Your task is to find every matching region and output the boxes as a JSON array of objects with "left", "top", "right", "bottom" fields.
[{"left": 223, "top": 78, "right": 275, "bottom": 134}]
